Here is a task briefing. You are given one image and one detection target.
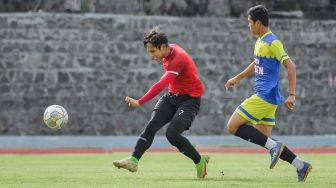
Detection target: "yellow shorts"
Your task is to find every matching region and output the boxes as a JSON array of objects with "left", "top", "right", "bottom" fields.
[{"left": 235, "top": 94, "right": 278, "bottom": 126}]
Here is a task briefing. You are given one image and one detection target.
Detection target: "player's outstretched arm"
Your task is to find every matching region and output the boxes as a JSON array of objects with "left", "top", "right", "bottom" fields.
[
  {"left": 283, "top": 58, "right": 296, "bottom": 110},
  {"left": 125, "top": 72, "right": 177, "bottom": 108},
  {"left": 225, "top": 61, "right": 255, "bottom": 89}
]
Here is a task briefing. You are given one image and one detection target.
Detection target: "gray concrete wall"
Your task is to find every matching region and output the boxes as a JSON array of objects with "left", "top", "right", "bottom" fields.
[
  {"left": 0, "top": 13, "right": 335, "bottom": 135},
  {"left": 2, "top": 0, "right": 336, "bottom": 19}
]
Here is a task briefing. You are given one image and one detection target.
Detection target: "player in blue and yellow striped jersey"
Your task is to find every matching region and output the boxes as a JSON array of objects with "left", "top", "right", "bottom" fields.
[{"left": 225, "top": 5, "right": 312, "bottom": 182}]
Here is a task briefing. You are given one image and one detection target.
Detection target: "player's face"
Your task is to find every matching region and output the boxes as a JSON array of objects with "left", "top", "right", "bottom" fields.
[
  {"left": 248, "top": 15, "right": 258, "bottom": 36},
  {"left": 146, "top": 43, "right": 166, "bottom": 63}
]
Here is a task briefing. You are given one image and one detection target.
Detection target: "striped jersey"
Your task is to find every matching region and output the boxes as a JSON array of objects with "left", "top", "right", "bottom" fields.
[{"left": 253, "top": 31, "right": 289, "bottom": 105}]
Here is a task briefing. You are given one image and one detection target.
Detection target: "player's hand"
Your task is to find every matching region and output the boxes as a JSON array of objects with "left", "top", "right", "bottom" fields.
[
  {"left": 125, "top": 96, "right": 140, "bottom": 108},
  {"left": 225, "top": 77, "right": 239, "bottom": 89},
  {"left": 284, "top": 95, "right": 295, "bottom": 110}
]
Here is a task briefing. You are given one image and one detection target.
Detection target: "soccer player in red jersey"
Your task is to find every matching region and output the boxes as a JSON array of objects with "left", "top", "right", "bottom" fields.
[{"left": 113, "top": 27, "right": 209, "bottom": 178}]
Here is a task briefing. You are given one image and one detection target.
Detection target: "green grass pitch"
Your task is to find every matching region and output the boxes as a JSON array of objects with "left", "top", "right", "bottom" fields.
[{"left": 1, "top": 153, "right": 335, "bottom": 188}]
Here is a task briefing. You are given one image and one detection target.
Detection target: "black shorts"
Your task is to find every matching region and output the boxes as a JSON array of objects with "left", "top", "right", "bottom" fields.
[{"left": 154, "top": 93, "right": 201, "bottom": 129}]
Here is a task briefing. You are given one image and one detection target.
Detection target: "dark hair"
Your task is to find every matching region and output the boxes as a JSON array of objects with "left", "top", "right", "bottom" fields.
[
  {"left": 143, "top": 26, "right": 168, "bottom": 49},
  {"left": 247, "top": 5, "right": 269, "bottom": 27}
]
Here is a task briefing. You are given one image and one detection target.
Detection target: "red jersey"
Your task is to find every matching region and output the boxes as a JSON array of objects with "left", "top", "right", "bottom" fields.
[
  {"left": 138, "top": 44, "right": 203, "bottom": 105},
  {"left": 163, "top": 44, "right": 204, "bottom": 97}
]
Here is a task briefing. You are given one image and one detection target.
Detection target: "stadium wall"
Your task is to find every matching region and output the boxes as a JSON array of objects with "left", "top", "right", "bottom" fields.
[
  {"left": 1, "top": 0, "right": 336, "bottom": 19},
  {"left": 0, "top": 13, "right": 335, "bottom": 135}
]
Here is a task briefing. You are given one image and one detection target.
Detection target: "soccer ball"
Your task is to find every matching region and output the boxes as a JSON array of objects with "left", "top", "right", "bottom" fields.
[{"left": 43, "top": 105, "right": 69, "bottom": 129}]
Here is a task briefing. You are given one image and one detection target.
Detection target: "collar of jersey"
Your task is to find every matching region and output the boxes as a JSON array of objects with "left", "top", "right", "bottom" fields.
[
  {"left": 165, "top": 44, "right": 175, "bottom": 60},
  {"left": 260, "top": 31, "right": 272, "bottom": 40}
]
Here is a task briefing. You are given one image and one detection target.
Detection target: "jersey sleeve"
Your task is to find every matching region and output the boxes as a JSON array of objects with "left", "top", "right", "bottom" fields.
[
  {"left": 137, "top": 72, "right": 177, "bottom": 105},
  {"left": 166, "top": 58, "right": 184, "bottom": 75},
  {"left": 270, "top": 40, "right": 290, "bottom": 64}
]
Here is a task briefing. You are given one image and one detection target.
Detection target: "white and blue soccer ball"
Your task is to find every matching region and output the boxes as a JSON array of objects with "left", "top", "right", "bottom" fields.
[{"left": 43, "top": 105, "right": 69, "bottom": 129}]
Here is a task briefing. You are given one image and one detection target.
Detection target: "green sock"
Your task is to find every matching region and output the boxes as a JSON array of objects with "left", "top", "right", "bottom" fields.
[
  {"left": 129, "top": 156, "right": 139, "bottom": 164},
  {"left": 196, "top": 156, "right": 204, "bottom": 167}
]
